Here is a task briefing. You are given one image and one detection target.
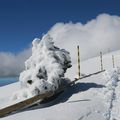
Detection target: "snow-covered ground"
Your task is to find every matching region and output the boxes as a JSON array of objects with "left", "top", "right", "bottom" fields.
[{"left": 0, "top": 49, "right": 120, "bottom": 120}]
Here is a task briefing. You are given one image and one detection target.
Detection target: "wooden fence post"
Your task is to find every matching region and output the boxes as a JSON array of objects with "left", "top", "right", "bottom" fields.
[
  {"left": 100, "top": 52, "right": 103, "bottom": 71},
  {"left": 112, "top": 55, "right": 115, "bottom": 68},
  {"left": 77, "top": 45, "right": 80, "bottom": 79}
]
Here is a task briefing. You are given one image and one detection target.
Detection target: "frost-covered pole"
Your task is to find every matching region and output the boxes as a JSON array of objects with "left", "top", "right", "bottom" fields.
[
  {"left": 100, "top": 52, "right": 103, "bottom": 71},
  {"left": 112, "top": 55, "right": 115, "bottom": 68},
  {"left": 77, "top": 45, "right": 80, "bottom": 79}
]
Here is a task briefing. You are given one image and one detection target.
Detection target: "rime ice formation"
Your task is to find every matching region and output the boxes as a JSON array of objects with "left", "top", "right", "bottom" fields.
[{"left": 12, "top": 34, "right": 72, "bottom": 100}]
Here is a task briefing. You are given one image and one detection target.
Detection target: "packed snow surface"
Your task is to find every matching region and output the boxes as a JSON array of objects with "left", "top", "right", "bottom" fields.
[
  {"left": 1, "top": 43, "right": 120, "bottom": 120},
  {"left": 1, "top": 66, "right": 120, "bottom": 120}
]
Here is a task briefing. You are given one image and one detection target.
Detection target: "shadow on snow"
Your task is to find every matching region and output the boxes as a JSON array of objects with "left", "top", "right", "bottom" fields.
[
  {"left": 7, "top": 82, "right": 105, "bottom": 117},
  {"left": 24, "top": 82, "right": 105, "bottom": 110}
]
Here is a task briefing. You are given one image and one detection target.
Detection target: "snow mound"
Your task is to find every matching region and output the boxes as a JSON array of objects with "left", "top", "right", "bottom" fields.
[{"left": 12, "top": 34, "right": 71, "bottom": 100}]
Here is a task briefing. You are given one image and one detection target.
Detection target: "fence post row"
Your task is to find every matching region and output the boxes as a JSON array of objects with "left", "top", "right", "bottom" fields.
[
  {"left": 76, "top": 48, "right": 117, "bottom": 79},
  {"left": 77, "top": 45, "right": 80, "bottom": 79},
  {"left": 100, "top": 52, "right": 103, "bottom": 71},
  {"left": 112, "top": 55, "right": 115, "bottom": 68}
]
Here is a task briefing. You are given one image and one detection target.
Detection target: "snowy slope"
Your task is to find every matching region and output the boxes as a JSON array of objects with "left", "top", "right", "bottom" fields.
[{"left": 0, "top": 50, "right": 120, "bottom": 120}]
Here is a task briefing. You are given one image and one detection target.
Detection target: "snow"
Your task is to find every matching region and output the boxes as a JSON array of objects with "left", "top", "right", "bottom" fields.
[
  {"left": 102, "top": 68, "right": 120, "bottom": 120},
  {"left": 11, "top": 34, "right": 71, "bottom": 101},
  {"left": 0, "top": 72, "right": 107, "bottom": 120},
  {"left": 0, "top": 45, "right": 120, "bottom": 120}
]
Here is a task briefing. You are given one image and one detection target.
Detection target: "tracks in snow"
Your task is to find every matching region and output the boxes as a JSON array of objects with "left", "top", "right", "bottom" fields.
[{"left": 103, "top": 69, "right": 120, "bottom": 120}]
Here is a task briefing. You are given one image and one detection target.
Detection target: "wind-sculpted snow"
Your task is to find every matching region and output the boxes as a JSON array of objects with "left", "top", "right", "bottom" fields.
[
  {"left": 103, "top": 68, "right": 120, "bottom": 120},
  {"left": 11, "top": 34, "right": 71, "bottom": 100}
]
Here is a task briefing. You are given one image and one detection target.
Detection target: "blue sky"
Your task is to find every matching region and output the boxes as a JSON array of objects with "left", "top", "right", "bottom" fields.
[{"left": 0, "top": 0, "right": 120, "bottom": 53}]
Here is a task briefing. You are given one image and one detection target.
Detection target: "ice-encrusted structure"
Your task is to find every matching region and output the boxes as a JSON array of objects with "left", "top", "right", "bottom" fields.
[{"left": 12, "top": 34, "right": 71, "bottom": 100}]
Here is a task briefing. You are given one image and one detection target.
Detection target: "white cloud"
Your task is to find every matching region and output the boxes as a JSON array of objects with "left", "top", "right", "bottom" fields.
[
  {"left": 0, "top": 48, "right": 31, "bottom": 77},
  {"left": 48, "top": 13, "right": 120, "bottom": 64},
  {"left": 1, "top": 13, "right": 120, "bottom": 76}
]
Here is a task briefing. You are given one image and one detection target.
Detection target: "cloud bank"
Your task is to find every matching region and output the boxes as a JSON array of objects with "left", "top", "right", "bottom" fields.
[
  {"left": 1, "top": 13, "right": 120, "bottom": 76},
  {"left": 0, "top": 48, "right": 31, "bottom": 77},
  {"left": 48, "top": 13, "right": 120, "bottom": 64}
]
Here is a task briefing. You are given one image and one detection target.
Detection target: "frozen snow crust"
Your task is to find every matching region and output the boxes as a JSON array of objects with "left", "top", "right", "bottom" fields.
[{"left": 12, "top": 34, "right": 71, "bottom": 100}]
